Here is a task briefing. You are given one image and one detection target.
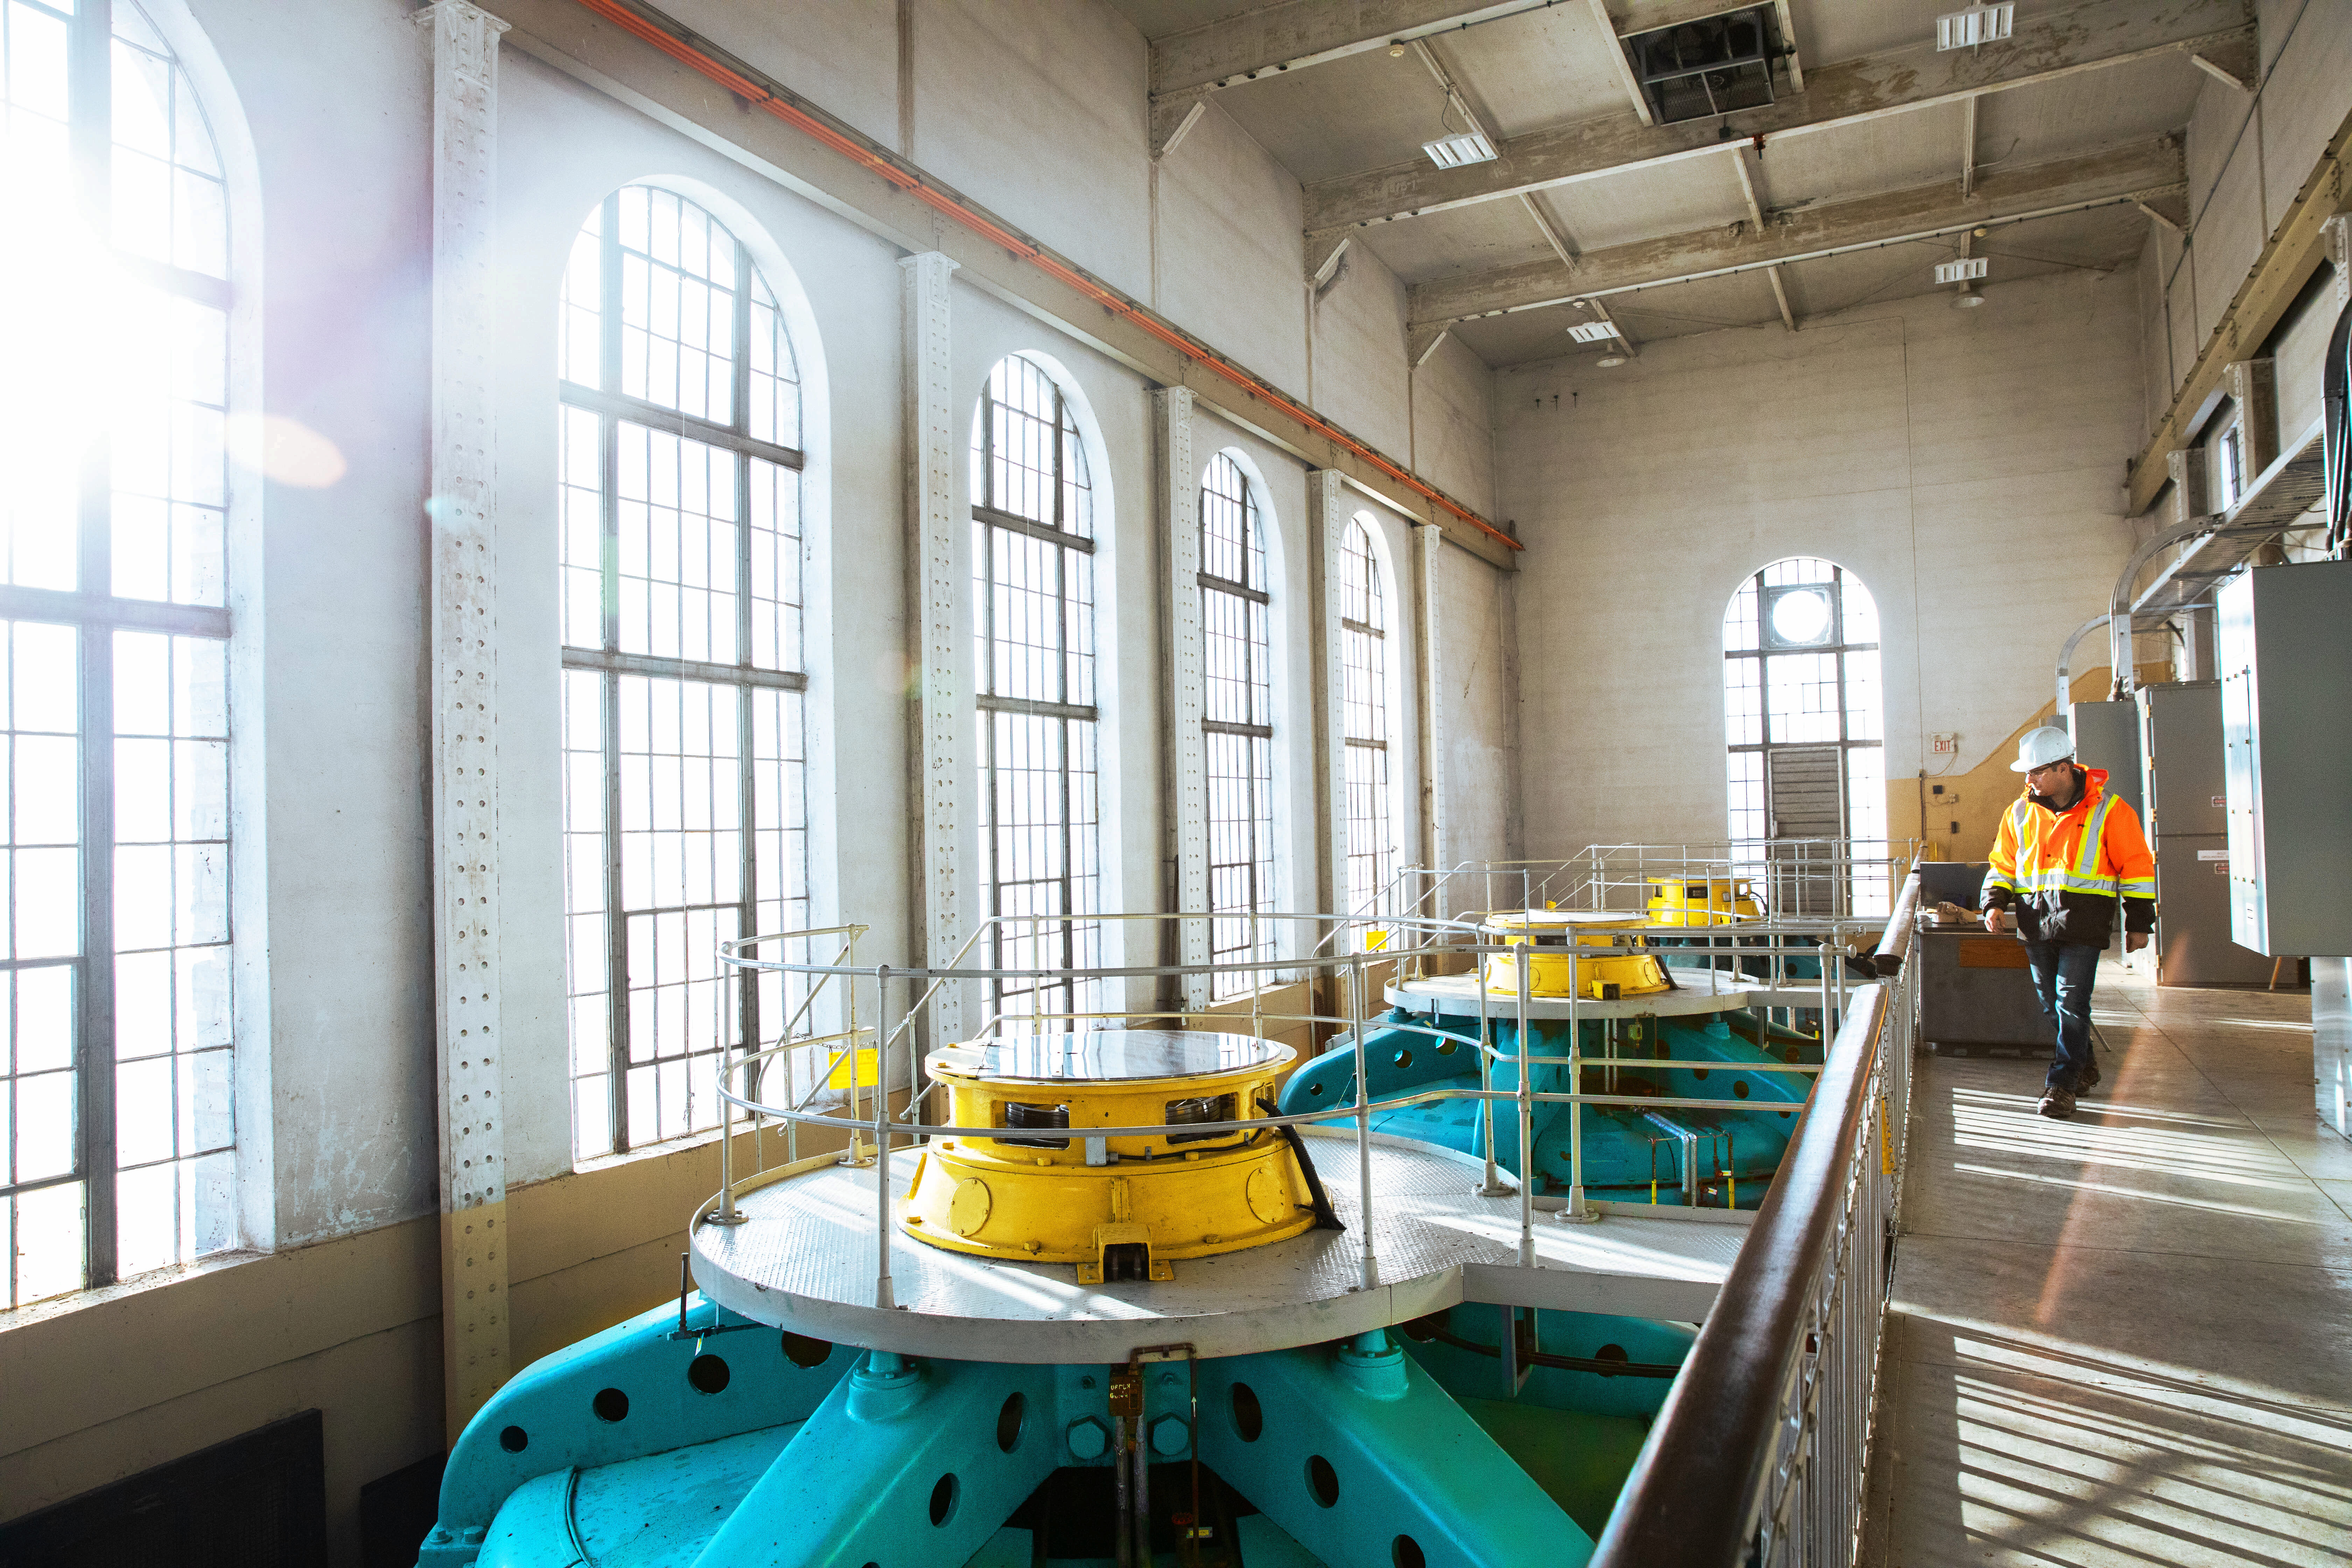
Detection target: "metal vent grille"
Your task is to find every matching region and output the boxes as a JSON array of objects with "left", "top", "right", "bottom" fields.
[{"left": 1621, "top": 6, "right": 1786, "bottom": 126}]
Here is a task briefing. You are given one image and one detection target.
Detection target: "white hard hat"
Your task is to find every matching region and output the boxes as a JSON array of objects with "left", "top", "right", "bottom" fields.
[{"left": 2010, "top": 726, "right": 2074, "bottom": 772}]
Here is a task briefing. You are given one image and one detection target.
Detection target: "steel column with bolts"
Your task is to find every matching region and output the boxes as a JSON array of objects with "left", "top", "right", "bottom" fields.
[
  {"left": 419, "top": 0, "right": 514, "bottom": 1440},
  {"left": 1157, "top": 388, "right": 1208, "bottom": 1006},
  {"left": 1413, "top": 523, "right": 1447, "bottom": 913},
  {"left": 902, "top": 252, "right": 966, "bottom": 1042},
  {"left": 1309, "top": 470, "right": 1352, "bottom": 934}
]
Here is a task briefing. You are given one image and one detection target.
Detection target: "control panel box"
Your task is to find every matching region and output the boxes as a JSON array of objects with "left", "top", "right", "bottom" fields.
[
  {"left": 2066, "top": 700, "right": 2143, "bottom": 822},
  {"left": 2218, "top": 561, "right": 2352, "bottom": 956},
  {"left": 2140, "top": 681, "right": 2272, "bottom": 985}
]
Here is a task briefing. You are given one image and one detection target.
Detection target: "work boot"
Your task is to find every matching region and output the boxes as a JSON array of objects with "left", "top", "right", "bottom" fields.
[
  {"left": 2038, "top": 1087, "right": 2077, "bottom": 1120},
  {"left": 2079, "top": 1060, "right": 2101, "bottom": 1092}
]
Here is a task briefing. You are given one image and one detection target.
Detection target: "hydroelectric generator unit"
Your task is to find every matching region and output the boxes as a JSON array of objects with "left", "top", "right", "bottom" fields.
[{"left": 419, "top": 891, "right": 1862, "bottom": 1568}]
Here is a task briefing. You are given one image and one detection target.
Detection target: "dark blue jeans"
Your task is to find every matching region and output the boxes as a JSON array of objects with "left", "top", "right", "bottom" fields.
[{"left": 2023, "top": 939, "right": 2101, "bottom": 1092}]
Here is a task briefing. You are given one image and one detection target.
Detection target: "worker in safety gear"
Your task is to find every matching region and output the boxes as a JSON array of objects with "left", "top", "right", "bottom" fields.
[{"left": 1979, "top": 726, "right": 2155, "bottom": 1121}]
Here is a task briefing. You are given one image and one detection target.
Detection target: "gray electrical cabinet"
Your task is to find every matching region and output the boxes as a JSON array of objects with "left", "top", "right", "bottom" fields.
[
  {"left": 2138, "top": 681, "right": 2272, "bottom": 985},
  {"left": 2218, "top": 560, "right": 2352, "bottom": 956},
  {"left": 2066, "top": 700, "right": 2143, "bottom": 822}
]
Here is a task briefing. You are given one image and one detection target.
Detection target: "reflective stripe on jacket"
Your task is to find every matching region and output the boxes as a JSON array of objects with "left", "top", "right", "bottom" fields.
[{"left": 1983, "top": 766, "right": 2156, "bottom": 943}]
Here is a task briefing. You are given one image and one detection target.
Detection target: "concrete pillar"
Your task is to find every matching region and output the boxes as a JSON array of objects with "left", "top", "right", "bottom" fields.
[
  {"left": 416, "top": 0, "right": 512, "bottom": 1439},
  {"left": 1156, "top": 388, "right": 1205, "bottom": 1006},
  {"left": 1308, "top": 470, "right": 1349, "bottom": 936},
  {"left": 901, "top": 251, "right": 965, "bottom": 1039}
]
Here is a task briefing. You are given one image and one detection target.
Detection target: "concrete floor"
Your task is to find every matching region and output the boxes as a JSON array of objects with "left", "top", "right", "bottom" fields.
[{"left": 1860, "top": 959, "right": 2352, "bottom": 1566}]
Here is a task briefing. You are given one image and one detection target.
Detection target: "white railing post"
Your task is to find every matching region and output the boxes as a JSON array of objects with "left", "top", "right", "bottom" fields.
[{"left": 873, "top": 964, "right": 895, "bottom": 1310}]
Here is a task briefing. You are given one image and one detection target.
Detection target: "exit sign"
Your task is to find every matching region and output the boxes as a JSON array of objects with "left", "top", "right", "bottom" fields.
[{"left": 1931, "top": 732, "right": 1959, "bottom": 755}]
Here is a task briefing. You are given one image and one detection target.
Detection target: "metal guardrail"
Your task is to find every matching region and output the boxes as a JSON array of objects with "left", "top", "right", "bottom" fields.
[
  {"left": 1590, "top": 867, "right": 1920, "bottom": 1568},
  {"left": 1394, "top": 841, "right": 1919, "bottom": 928},
  {"left": 706, "top": 911, "right": 1883, "bottom": 1296},
  {"left": 700, "top": 843, "right": 1922, "bottom": 1566}
]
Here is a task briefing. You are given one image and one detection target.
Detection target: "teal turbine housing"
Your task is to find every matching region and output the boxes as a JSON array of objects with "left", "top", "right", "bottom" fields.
[{"left": 417, "top": 966, "right": 1828, "bottom": 1566}]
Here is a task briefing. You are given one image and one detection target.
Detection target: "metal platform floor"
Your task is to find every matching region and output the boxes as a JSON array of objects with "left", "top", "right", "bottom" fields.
[
  {"left": 1860, "top": 958, "right": 2352, "bottom": 1566},
  {"left": 691, "top": 1129, "right": 1750, "bottom": 1364}
]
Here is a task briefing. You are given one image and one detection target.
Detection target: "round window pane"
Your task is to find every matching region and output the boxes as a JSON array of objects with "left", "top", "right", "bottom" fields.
[{"left": 1770, "top": 589, "right": 1831, "bottom": 645}]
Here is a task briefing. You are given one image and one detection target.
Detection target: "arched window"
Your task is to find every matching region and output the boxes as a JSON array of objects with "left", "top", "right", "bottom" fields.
[
  {"left": 1722, "top": 559, "right": 1885, "bottom": 913},
  {"left": 3, "top": 1, "right": 236, "bottom": 1306},
  {"left": 556, "top": 187, "right": 808, "bottom": 1160},
  {"left": 970, "top": 355, "right": 1099, "bottom": 1026},
  {"left": 1199, "top": 452, "right": 1274, "bottom": 994},
  {"left": 1340, "top": 519, "right": 1393, "bottom": 929}
]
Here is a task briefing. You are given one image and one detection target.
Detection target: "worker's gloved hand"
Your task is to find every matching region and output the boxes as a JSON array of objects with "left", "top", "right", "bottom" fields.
[
  {"left": 2125, "top": 932, "right": 2149, "bottom": 952},
  {"left": 1980, "top": 907, "right": 2005, "bottom": 934}
]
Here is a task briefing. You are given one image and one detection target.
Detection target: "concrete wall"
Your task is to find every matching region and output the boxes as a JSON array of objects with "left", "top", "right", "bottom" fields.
[
  {"left": 0, "top": 0, "right": 1512, "bottom": 1560},
  {"left": 1500, "top": 269, "right": 2144, "bottom": 862}
]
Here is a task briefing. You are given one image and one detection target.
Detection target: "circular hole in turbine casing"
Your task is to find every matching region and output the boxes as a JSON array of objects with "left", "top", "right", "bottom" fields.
[
  {"left": 1231, "top": 1382, "right": 1265, "bottom": 1442},
  {"left": 996, "top": 1391, "right": 1027, "bottom": 1452}
]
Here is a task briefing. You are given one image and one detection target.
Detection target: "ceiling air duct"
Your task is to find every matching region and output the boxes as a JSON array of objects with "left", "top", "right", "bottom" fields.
[{"left": 1621, "top": 5, "right": 1789, "bottom": 126}]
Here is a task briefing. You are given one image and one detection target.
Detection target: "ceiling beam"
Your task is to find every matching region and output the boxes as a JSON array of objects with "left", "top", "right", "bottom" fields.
[
  {"left": 1729, "top": 143, "right": 1795, "bottom": 331},
  {"left": 1960, "top": 95, "right": 1979, "bottom": 198},
  {"left": 1522, "top": 190, "right": 1641, "bottom": 357},
  {"left": 1305, "top": 0, "right": 2248, "bottom": 233},
  {"left": 2126, "top": 105, "right": 2352, "bottom": 516},
  {"left": 1408, "top": 137, "right": 2184, "bottom": 325},
  {"left": 1583, "top": 0, "right": 1653, "bottom": 126},
  {"left": 1149, "top": 0, "right": 1565, "bottom": 101}
]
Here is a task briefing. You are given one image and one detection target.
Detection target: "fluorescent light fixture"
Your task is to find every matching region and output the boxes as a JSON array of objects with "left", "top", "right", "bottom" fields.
[
  {"left": 1934, "top": 257, "right": 1989, "bottom": 284},
  {"left": 1422, "top": 131, "right": 1496, "bottom": 169},
  {"left": 1936, "top": 4, "right": 2014, "bottom": 50},
  {"left": 1566, "top": 320, "right": 1620, "bottom": 343}
]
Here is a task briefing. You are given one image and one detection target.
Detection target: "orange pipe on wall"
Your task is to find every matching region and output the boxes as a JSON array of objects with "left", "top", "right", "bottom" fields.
[{"left": 562, "top": 0, "right": 1522, "bottom": 554}]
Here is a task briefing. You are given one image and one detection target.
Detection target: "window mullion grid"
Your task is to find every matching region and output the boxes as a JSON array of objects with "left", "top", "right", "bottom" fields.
[
  {"left": 77, "top": 556, "right": 117, "bottom": 1289},
  {"left": 1055, "top": 714, "right": 1073, "bottom": 1020},
  {"left": 70, "top": 0, "right": 119, "bottom": 1290},
  {"left": 731, "top": 241, "right": 758, "bottom": 1065},
  {"left": 597, "top": 196, "right": 631, "bottom": 1153},
  {"left": 1832, "top": 569, "right": 1852, "bottom": 911},
  {"left": 1048, "top": 399, "right": 1071, "bottom": 1010},
  {"left": 976, "top": 391, "right": 1002, "bottom": 1002}
]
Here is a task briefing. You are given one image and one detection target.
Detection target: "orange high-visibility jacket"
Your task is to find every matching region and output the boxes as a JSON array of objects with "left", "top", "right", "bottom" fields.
[{"left": 1983, "top": 766, "right": 2156, "bottom": 945}]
